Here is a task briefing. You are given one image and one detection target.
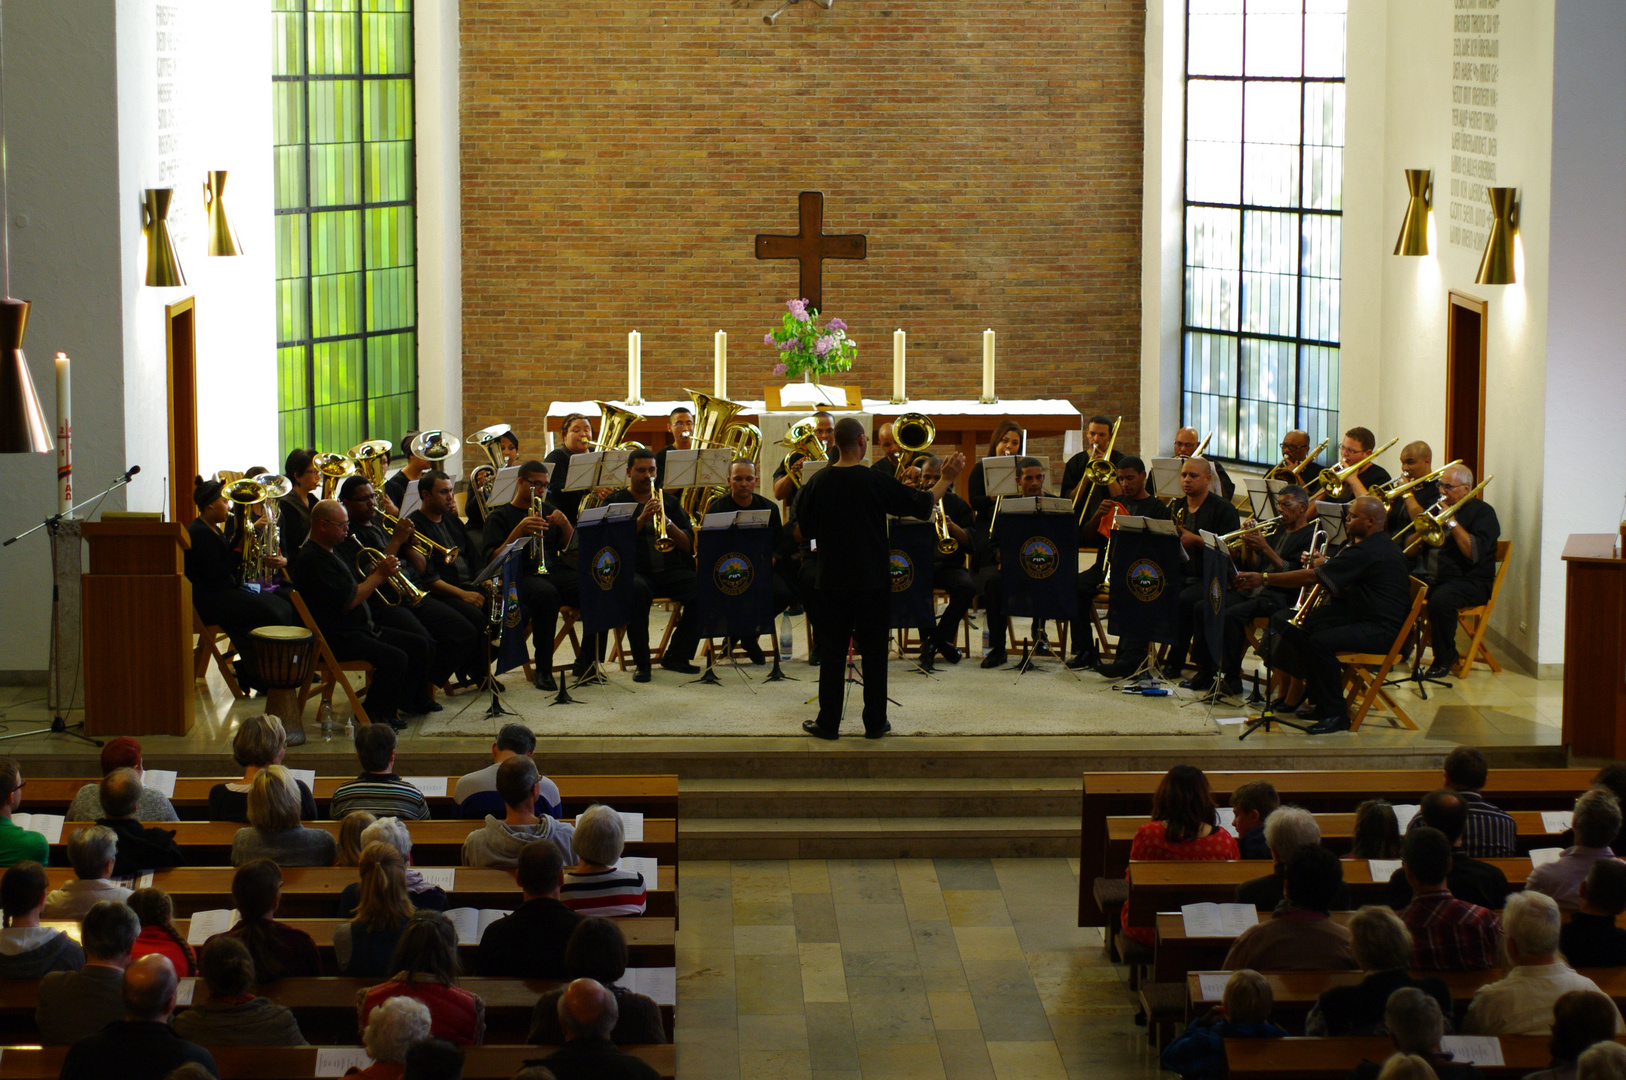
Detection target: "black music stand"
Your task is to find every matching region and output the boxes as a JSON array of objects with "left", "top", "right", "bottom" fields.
[
  {"left": 1238, "top": 621, "right": 1312, "bottom": 739},
  {"left": 452, "top": 545, "right": 523, "bottom": 722}
]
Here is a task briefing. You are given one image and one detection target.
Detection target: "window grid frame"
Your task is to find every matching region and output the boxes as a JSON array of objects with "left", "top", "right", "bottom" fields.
[{"left": 1180, "top": 1, "right": 1345, "bottom": 468}]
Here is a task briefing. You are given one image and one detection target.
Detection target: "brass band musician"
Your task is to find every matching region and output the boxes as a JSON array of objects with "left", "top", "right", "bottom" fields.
[
  {"left": 1168, "top": 427, "right": 1235, "bottom": 501},
  {"left": 1413, "top": 463, "right": 1501, "bottom": 679},
  {"left": 382, "top": 431, "right": 431, "bottom": 513},
  {"left": 966, "top": 420, "right": 1024, "bottom": 531},
  {"left": 653, "top": 407, "right": 694, "bottom": 488},
  {"left": 480, "top": 460, "right": 576, "bottom": 691},
  {"left": 704, "top": 458, "right": 794, "bottom": 664},
  {"left": 1061, "top": 414, "right": 1127, "bottom": 532},
  {"left": 409, "top": 471, "right": 484, "bottom": 612},
  {"left": 277, "top": 448, "right": 322, "bottom": 556},
  {"left": 917, "top": 455, "right": 976, "bottom": 669},
  {"left": 1321, "top": 426, "right": 1392, "bottom": 503},
  {"left": 1070, "top": 457, "right": 1166, "bottom": 671},
  {"left": 772, "top": 411, "right": 836, "bottom": 504},
  {"left": 976, "top": 457, "right": 1051, "bottom": 670},
  {"left": 871, "top": 422, "right": 900, "bottom": 475},
  {"left": 1385, "top": 441, "right": 1442, "bottom": 534},
  {"left": 604, "top": 447, "right": 702, "bottom": 682}
]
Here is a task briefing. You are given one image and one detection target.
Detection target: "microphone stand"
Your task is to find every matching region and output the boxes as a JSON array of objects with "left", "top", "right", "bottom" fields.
[{"left": 0, "top": 468, "right": 140, "bottom": 747}]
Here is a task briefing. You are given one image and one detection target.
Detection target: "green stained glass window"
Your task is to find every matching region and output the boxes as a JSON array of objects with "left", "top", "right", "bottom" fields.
[
  {"left": 274, "top": 0, "right": 416, "bottom": 461},
  {"left": 1182, "top": 0, "right": 1345, "bottom": 468}
]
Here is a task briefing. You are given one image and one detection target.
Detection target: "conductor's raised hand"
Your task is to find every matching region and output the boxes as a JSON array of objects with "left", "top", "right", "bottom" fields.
[{"left": 941, "top": 452, "right": 967, "bottom": 482}]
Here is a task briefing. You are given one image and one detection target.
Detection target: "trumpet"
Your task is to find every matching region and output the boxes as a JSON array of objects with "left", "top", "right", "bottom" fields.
[
  {"left": 379, "top": 509, "right": 459, "bottom": 565},
  {"left": 1397, "top": 476, "right": 1493, "bottom": 555},
  {"left": 1264, "top": 437, "right": 1331, "bottom": 482},
  {"left": 1218, "top": 516, "right": 1280, "bottom": 551},
  {"left": 1071, "top": 415, "right": 1121, "bottom": 522},
  {"left": 529, "top": 495, "right": 551, "bottom": 575},
  {"left": 651, "top": 485, "right": 676, "bottom": 553},
  {"left": 932, "top": 500, "right": 959, "bottom": 556},
  {"left": 1289, "top": 525, "right": 1330, "bottom": 626},
  {"left": 1371, "top": 460, "right": 1462, "bottom": 509},
  {"left": 1307, "top": 437, "right": 1399, "bottom": 501},
  {"left": 355, "top": 546, "right": 426, "bottom": 607},
  {"left": 778, "top": 417, "right": 830, "bottom": 488},
  {"left": 314, "top": 452, "right": 357, "bottom": 500}
]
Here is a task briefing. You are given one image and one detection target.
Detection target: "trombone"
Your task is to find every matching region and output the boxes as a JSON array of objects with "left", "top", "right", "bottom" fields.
[
  {"left": 1371, "top": 460, "right": 1461, "bottom": 509},
  {"left": 1071, "top": 415, "right": 1121, "bottom": 523},
  {"left": 651, "top": 485, "right": 676, "bottom": 553},
  {"left": 379, "top": 509, "right": 459, "bottom": 565},
  {"left": 355, "top": 546, "right": 427, "bottom": 607},
  {"left": 892, "top": 413, "right": 936, "bottom": 480},
  {"left": 1307, "top": 437, "right": 1399, "bottom": 501},
  {"left": 1193, "top": 430, "right": 1213, "bottom": 457},
  {"left": 1264, "top": 437, "right": 1331, "bottom": 482},
  {"left": 1396, "top": 476, "right": 1493, "bottom": 555}
]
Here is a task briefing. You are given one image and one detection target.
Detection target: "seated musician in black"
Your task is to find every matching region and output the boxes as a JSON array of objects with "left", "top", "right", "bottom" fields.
[
  {"left": 977, "top": 457, "right": 1052, "bottom": 669},
  {"left": 871, "top": 422, "right": 901, "bottom": 476},
  {"left": 606, "top": 447, "right": 702, "bottom": 682},
  {"left": 409, "top": 470, "right": 486, "bottom": 620},
  {"left": 1189, "top": 483, "right": 1315, "bottom": 696},
  {"left": 336, "top": 476, "right": 483, "bottom": 695},
  {"left": 464, "top": 427, "right": 521, "bottom": 541},
  {"left": 1384, "top": 441, "right": 1441, "bottom": 535},
  {"left": 915, "top": 455, "right": 975, "bottom": 670},
  {"left": 966, "top": 420, "right": 1025, "bottom": 540},
  {"left": 289, "top": 499, "right": 434, "bottom": 728},
  {"left": 383, "top": 431, "right": 430, "bottom": 514},
  {"left": 1321, "top": 426, "right": 1392, "bottom": 503},
  {"left": 652, "top": 407, "right": 694, "bottom": 488},
  {"left": 1167, "top": 427, "right": 1235, "bottom": 502},
  {"left": 481, "top": 460, "right": 576, "bottom": 691},
  {"left": 1235, "top": 495, "right": 1411, "bottom": 733},
  {"left": 705, "top": 458, "right": 792, "bottom": 664},
  {"left": 1070, "top": 456, "right": 1166, "bottom": 671},
  {"left": 276, "top": 447, "right": 321, "bottom": 556},
  {"left": 1061, "top": 414, "right": 1126, "bottom": 522},
  {"left": 1413, "top": 463, "right": 1500, "bottom": 679},
  {"left": 771, "top": 411, "right": 836, "bottom": 506},
  {"left": 185, "top": 477, "right": 297, "bottom": 693}
]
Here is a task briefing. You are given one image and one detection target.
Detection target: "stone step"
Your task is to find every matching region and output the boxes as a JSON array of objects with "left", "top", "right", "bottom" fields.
[
  {"left": 679, "top": 776, "right": 1083, "bottom": 819},
  {"left": 679, "top": 815, "right": 1080, "bottom": 860}
]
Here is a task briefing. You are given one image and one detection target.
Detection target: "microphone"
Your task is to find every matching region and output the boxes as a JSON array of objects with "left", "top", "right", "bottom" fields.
[{"left": 122, "top": 465, "right": 140, "bottom": 481}]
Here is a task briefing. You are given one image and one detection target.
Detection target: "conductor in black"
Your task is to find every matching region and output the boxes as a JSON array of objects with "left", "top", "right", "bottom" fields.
[{"left": 794, "top": 417, "right": 965, "bottom": 740}]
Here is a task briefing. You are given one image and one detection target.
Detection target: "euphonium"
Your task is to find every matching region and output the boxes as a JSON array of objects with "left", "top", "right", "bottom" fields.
[
  {"left": 1308, "top": 437, "right": 1399, "bottom": 500},
  {"left": 314, "top": 452, "right": 357, "bottom": 500},
  {"left": 355, "top": 546, "right": 426, "bottom": 607},
  {"left": 778, "top": 417, "right": 829, "bottom": 488},
  {"left": 529, "top": 495, "right": 550, "bottom": 575},
  {"left": 580, "top": 403, "right": 646, "bottom": 511},
  {"left": 224, "top": 477, "right": 269, "bottom": 585},
  {"left": 349, "top": 440, "right": 395, "bottom": 488},
  {"left": 379, "top": 509, "right": 459, "bottom": 564},
  {"left": 246, "top": 472, "right": 292, "bottom": 582},
  {"left": 893, "top": 412, "right": 936, "bottom": 480},
  {"left": 1398, "top": 476, "right": 1493, "bottom": 554},
  {"left": 652, "top": 485, "right": 676, "bottom": 552},
  {"left": 1371, "top": 460, "right": 1462, "bottom": 509}
]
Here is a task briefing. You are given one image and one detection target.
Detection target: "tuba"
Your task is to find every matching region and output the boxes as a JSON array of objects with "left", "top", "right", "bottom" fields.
[
  {"left": 892, "top": 413, "right": 935, "bottom": 481},
  {"left": 778, "top": 417, "right": 830, "bottom": 488},
  {"left": 681, "top": 390, "right": 758, "bottom": 519},
  {"left": 224, "top": 477, "right": 270, "bottom": 585},
  {"left": 314, "top": 452, "right": 357, "bottom": 500},
  {"left": 349, "top": 440, "right": 395, "bottom": 488},
  {"left": 355, "top": 546, "right": 426, "bottom": 607},
  {"left": 580, "top": 403, "right": 646, "bottom": 512}
]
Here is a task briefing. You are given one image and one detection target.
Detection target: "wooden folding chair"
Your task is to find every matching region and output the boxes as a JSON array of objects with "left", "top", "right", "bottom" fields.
[
  {"left": 289, "top": 591, "right": 374, "bottom": 727},
  {"left": 522, "top": 605, "right": 584, "bottom": 681},
  {"left": 192, "top": 613, "right": 246, "bottom": 698},
  {"left": 894, "top": 588, "right": 975, "bottom": 658},
  {"left": 1452, "top": 538, "right": 1513, "bottom": 679},
  {"left": 613, "top": 599, "right": 684, "bottom": 670},
  {"left": 1337, "top": 576, "right": 1428, "bottom": 732}
]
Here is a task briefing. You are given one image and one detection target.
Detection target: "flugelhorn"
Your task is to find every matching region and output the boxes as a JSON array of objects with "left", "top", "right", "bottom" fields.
[
  {"left": 1308, "top": 437, "right": 1399, "bottom": 501},
  {"left": 314, "top": 452, "right": 357, "bottom": 500},
  {"left": 355, "top": 546, "right": 426, "bottom": 607},
  {"left": 379, "top": 509, "right": 459, "bottom": 565},
  {"left": 1371, "top": 460, "right": 1462, "bottom": 509},
  {"left": 1218, "top": 516, "right": 1280, "bottom": 551},
  {"left": 1397, "top": 476, "right": 1493, "bottom": 555}
]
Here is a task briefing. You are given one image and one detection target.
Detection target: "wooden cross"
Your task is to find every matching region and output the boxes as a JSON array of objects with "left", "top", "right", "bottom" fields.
[{"left": 754, "top": 191, "right": 867, "bottom": 315}]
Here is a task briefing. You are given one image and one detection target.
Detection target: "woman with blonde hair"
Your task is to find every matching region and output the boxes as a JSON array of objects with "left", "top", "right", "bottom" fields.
[
  {"left": 208, "top": 715, "right": 317, "bottom": 823},
  {"left": 229, "top": 766, "right": 336, "bottom": 867},
  {"left": 335, "top": 841, "right": 416, "bottom": 977},
  {"left": 336, "top": 817, "right": 448, "bottom": 918},
  {"left": 337, "top": 810, "right": 377, "bottom": 867}
]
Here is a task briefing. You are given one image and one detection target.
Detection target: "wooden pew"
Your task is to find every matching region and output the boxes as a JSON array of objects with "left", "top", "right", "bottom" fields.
[
  {"left": 25, "top": 774, "right": 681, "bottom": 820},
  {"left": 1152, "top": 911, "right": 1355, "bottom": 983},
  {"left": 45, "top": 865, "right": 675, "bottom": 919},
  {"left": 50, "top": 818, "right": 678, "bottom": 867},
  {"left": 1079, "top": 768, "right": 1595, "bottom": 925},
  {"left": 0, "top": 1044, "right": 676, "bottom": 1080},
  {"left": 1191, "top": 966, "right": 1626, "bottom": 1020},
  {"left": 1225, "top": 1035, "right": 1561, "bottom": 1079}
]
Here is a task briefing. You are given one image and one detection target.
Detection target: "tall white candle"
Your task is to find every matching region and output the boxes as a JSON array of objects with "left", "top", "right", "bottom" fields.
[
  {"left": 981, "top": 329, "right": 997, "bottom": 403},
  {"left": 627, "top": 331, "right": 642, "bottom": 404},
  {"left": 714, "top": 330, "right": 727, "bottom": 398},
  {"left": 55, "top": 352, "right": 72, "bottom": 514},
  {"left": 892, "top": 329, "right": 906, "bottom": 403}
]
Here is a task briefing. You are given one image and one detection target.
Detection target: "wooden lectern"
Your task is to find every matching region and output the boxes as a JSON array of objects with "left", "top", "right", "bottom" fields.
[
  {"left": 81, "top": 521, "right": 194, "bottom": 736},
  {"left": 1561, "top": 533, "right": 1626, "bottom": 758}
]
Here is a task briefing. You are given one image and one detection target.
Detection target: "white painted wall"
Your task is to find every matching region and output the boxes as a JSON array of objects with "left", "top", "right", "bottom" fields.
[
  {"left": 416, "top": 0, "right": 462, "bottom": 441},
  {"left": 1138, "top": 0, "right": 1182, "bottom": 461}
]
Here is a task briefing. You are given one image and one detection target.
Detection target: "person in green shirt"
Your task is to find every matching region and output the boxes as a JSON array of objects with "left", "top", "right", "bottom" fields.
[{"left": 0, "top": 757, "right": 48, "bottom": 867}]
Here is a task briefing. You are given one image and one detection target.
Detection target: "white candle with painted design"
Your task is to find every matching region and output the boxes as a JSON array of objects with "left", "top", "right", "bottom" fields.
[{"left": 55, "top": 352, "right": 71, "bottom": 514}]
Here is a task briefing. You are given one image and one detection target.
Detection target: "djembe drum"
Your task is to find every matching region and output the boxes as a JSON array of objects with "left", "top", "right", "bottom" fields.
[{"left": 250, "top": 626, "right": 316, "bottom": 746}]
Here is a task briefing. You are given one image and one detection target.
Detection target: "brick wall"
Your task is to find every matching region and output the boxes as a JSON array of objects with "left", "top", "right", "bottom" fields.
[{"left": 459, "top": 0, "right": 1147, "bottom": 460}]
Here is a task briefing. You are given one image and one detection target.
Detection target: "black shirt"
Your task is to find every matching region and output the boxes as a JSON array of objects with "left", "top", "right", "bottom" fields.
[
  {"left": 1061, "top": 448, "right": 1127, "bottom": 504},
  {"left": 1169, "top": 493, "right": 1242, "bottom": 581},
  {"left": 544, "top": 448, "right": 589, "bottom": 524},
  {"left": 1430, "top": 497, "right": 1500, "bottom": 586},
  {"left": 1561, "top": 911, "right": 1626, "bottom": 968},
  {"left": 1312, "top": 968, "right": 1455, "bottom": 1037},
  {"left": 966, "top": 457, "right": 1000, "bottom": 518},
  {"left": 704, "top": 491, "right": 784, "bottom": 536},
  {"left": 475, "top": 896, "right": 583, "bottom": 978},
  {"left": 290, "top": 541, "right": 374, "bottom": 635},
  {"left": 604, "top": 489, "right": 696, "bottom": 573},
  {"left": 1252, "top": 522, "right": 1316, "bottom": 601},
  {"left": 342, "top": 519, "right": 439, "bottom": 590},
  {"left": 1385, "top": 479, "right": 1440, "bottom": 535},
  {"left": 795, "top": 464, "right": 934, "bottom": 592},
  {"left": 409, "top": 510, "right": 475, "bottom": 586},
  {"left": 1323, "top": 463, "right": 1393, "bottom": 504},
  {"left": 59, "top": 1020, "right": 218, "bottom": 1080},
  {"left": 935, "top": 492, "right": 976, "bottom": 570},
  {"left": 276, "top": 491, "right": 316, "bottom": 557},
  {"left": 1094, "top": 491, "right": 1170, "bottom": 569},
  {"left": 100, "top": 818, "right": 183, "bottom": 877},
  {"left": 482, "top": 499, "right": 565, "bottom": 572},
  {"left": 530, "top": 1039, "right": 662, "bottom": 1080},
  {"left": 1315, "top": 530, "right": 1413, "bottom": 634},
  {"left": 185, "top": 517, "right": 240, "bottom": 596},
  {"left": 207, "top": 781, "right": 317, "bottom": 824},
  {"left": 1385, "top": 854, "right": 1510, "bottom": 910}
]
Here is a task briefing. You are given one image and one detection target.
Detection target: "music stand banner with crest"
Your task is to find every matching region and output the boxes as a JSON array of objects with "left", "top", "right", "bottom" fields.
[
  {"left": 994, "top": 512, "right": 1079, "bottom": 622},
  {"left": 574, "top": 507, "right": 639, "bottom": 637},
  {"left": 1106, "top": 520, "right": 1182, "bottom": 643},
  {"left": 694, "top": 523, "right": 775, "bottom": 641},
  {"left": 887, "top": 520, "right": 938, "bottom": 631}
]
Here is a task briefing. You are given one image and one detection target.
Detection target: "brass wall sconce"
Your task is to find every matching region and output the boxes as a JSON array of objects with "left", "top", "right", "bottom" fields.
[
  {"left": 142, "top": 187, "right": 185, "bottom": 287},
  {"left": 0, "top": 297, "right": 50, "bottom": 454},
  {"left": 1474, "top": 187, "right": 1519, "bottom": 285},
  {"left": 1393, "top": 169, "right": 1432, "bottom": 256},
  {"left": 203, "top": 170, "right": 241, "bottom": 257}
]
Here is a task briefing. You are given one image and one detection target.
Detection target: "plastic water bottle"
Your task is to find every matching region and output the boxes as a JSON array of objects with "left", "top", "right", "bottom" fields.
[
  {"left": 318, "top": 702, "right": 333, "bottom": 742},
  {"left": 779, "top": 613, "right": 794, "bottom": 658},
  {"left": 981, "top": 625, "right": 990, "bottom": 657}
]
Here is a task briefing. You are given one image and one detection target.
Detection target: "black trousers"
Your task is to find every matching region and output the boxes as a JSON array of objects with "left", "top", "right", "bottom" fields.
[
  {"left": 1206, "top": 591, "right": 1289, "bottom": 678},
  {"left": 813, "top": 586, "right": 891, "bottom": 735},
  {"left": 372, "top": 607, "right": 441, "bottom": 708},
  {"left": 629, "top": 568, "right": 699, "bottom": 667},
  {"left": 515, "top": 571, "right": 582, "bottom": 669},
  {"left": 929, "top": 563, "right": 975, "bottom": 652},
  {"left": 410, "top": 595, "right": 485, "bottom": 684},
  {"left": 1117, "top": 581, "right": 1204, "bottom": 672},
  {"left": 1072, "top": 565, "right": 1106, "bottom": 658},
  {"left": 976, "top": 567, "right": 1004, "bottom": 653},
  {"left": 1269, "top": 610, "right": 1392, "bottom": 718},
  {"left": 796, "top": 558, "right": 820, "bottom": 654},
  {"left": 327, "top": 625, "right": 432, "bottom": 722},
  {"left": 1427, "top": 577, "right": 1490, "bottom": 668},
  {"left": 192, "top": 588, "right": 298, "bottom": 692}
]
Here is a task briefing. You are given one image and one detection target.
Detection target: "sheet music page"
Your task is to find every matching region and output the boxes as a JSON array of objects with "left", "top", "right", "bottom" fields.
[
  {"left": 488, "top": 465, "right": 521, "bottom": 506},
  {"left": 314, "top": 1048, "right": 375, "bottom": 1077},
  {"left": 1149, "top": 457, "right": 1185, "bottom": 494},
  {"left": 288, "top": 769, "right": 317, "bottom": 792},
  {"left": 1036, "top": 496, "right": 1072, "bottom": 514},
  {"left": 145, "top": 770, "right": 178, "bottom": 798},
  {"left": 999, "top": 497, "right": 1038, "bottom": 514},
  {"left": 702, "top": 511, "right": 739, "bottom": 530},
  {"left": 12, "top": 814, "right": 64, "bottom": 844},
  {"left": 696, "top": 448, "right": 734, "bottom": 486},
  {"left": 1439, "top": 1036, "right": 1503, "bottom": 1066},
  {"left": 1196, "top": 971, "right": 1232, "bottom": 1001},
  {"left": 415, "top": 868, "right": 457, "bottom": 891},
  {"left": 626, "top": 966, "right": 677, "bottom": 1005},
  {"left": 398, "top": 485, "right": 422, "bottom": 518},
  {"left": 138, "top": 872, "right": 154, "bottom": 889},
  {"left": 186, "top": 908, "right": 239, "bottom": 945},
  {"left": 798, "top": 460, "right": 830, "bottom": 483},
  {"left": 597, "top": 450, "right": 631, "bottom": 484},
  {"left": 661, "top": 449, "right": 703, "bottom": 489},
  {"left": 602, "top": 502, "right": 638, "bottom": 522},
  {"left": 565, "top": 452, "right": 605, "bottom": 491},
  {"left": 734, "top": 509, "right": 771, "bottom": 527},
  {"left": 1529, "top": 848, "right": 1563, "bottom": 867},
  {"left": 175, "top": 977, "right": 197, "bottom": 1006},
  {"left": 1181, "top": 903, "right": 1224, "bottom": 937},
  {"left": 1541, "top": 811, "right": 1573, "bottom": 833},
  {"left": 403, "top": 776, "right": 448, "bottom": 798},
  {"left": 444, "top": 907, "right": 481, "bottom": 946},
  {"left": 620, "top": 812, "right": 645, "bottom": 842},
  {"left": 1368, "top": 860, "right": 1404, "bottom": 881},
  {"left": 478, "top": 909, "right": 512, "bottom": 938},
  {"left": 1215, "top": 807, "right": 1237, "bottom": 837},
  {"left": 1391, "top": 804, "right": 1421, "bottom": 833},
  {"left": 621, "top": 856, "right": 658, "bottom": 888}
]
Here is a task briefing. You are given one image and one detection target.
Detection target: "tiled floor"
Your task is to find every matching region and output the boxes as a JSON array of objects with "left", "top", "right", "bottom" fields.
[{"left": 676, "top": 857, "right": 1164, "bottom": 1080}]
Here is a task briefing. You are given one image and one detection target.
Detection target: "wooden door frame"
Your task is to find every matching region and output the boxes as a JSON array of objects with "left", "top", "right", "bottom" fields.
[
  {"left": 1446, "top": 290, "right": 1487, "bottom": 479},
  {"left": 165, "top": 296, "right": 198, "bottom": 525}
]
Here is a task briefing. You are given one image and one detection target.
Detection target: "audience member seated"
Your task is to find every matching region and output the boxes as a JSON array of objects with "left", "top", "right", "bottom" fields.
[
  {"left": 1224, "top": 846, "right": 1357, "bottom": 970},
  {"left": 1578, "top": 1042, "right": 1626, "bottom": 1080},
  {"left": 358, "top": 909, "right": 487, "bottom": 1046},
  {"left": 171, "top": 936, "right": 307, "bottom": 1047},
  {"left": 337, "top": 841, "right": 415, "bottom": 977},
  {"left": 351, "top": 994, "right": 434, "bottom": 1080},
  {"left": 562, "top": 804, "right": 647, "bottom": 917},
  {"left": 1370, "top": 1055, "right": 1447, "bottom": 1080},
  {"left": 1236, "top": 806, "right": 1354, "bottom": 911},
  {"left": 36, "top": 899, "right": 139, "bottom": 1044},
  {"left": 1405, "top": 747, "right": 1516, "bottom": 858},
  {"left": 0, "top": 756, "right": 47, "bottom": 866},
  {"left": 1159, "top": 968, "right": 1285, "bottom": 1080},
  {"left": 230, "top": 765, "right": 338, "bottom": 867},
  {"left": 1524, "top": 990, "right": 1622, "bottom": 1080},
  {"left": 476, "top": 839, "right": 582, "bottom": 978},
  {"left": 58, "top": 954, "right": 218, "bottom": 1080},
  {"left": 66, "top": 737, "right": 180, "bottom": 823},
  {"left": 1346, "top": 988, "right": 1482, "bottom": 1080},
  {"left": 330, "top": 724, "right": 431, "bottom": 821},
  {"left": 337, "top": 810, "right": 378, "bottom": 867},
  {"left": 45, "top": 825, "right": 132, "bottom": 918},
  {"left": 1463, "top": 891, "right": 1625, "bottom": 1036},
  {"left": 1399, "top": 827, "right": 1501, "bottom": 971},
  {"left": 128, "top": 887, "right": 197, "bottom": 976},
  {"left": 97, "top": 768, "right": 184, "bottom": 877},
  {"left": 529, "top": 978, "right": 663, "bottom": 1080},
  {"left": 461, "top": 756, "right": 575, "bottom": 869},
  {"left": 527, "top": 917, "right": 667, "bottom": 1046},
  {"left": 1387, "top": 789, "right": 1511, "bottom": 910},
  {"left": 1529, "top": 786, "right": 1623, "bottom": 911},
  {"left": 1562, "top": 859, "right": 1626, "bottom": 968},
  {"left": 335, "top": 816, "right": 449, "bottom": 919},
  {"left": 1229, "top": 781, "right": 1278, "bottom": 862},
  {"left": 207, "top": 715, "right": 318, "bottom": 823},
  {"left": 1351, "top": 800, "right": 1403, "bottom": 860},
  {"left": 1307, "top": 906, "right": 1453, "bottom": 1037},
  {"left": 453, "top": 723, "right": 563, "bottom": 821},
  {"left": 1559, "top": 766, "right": 1626, "bottom": 855},
  {"left": 204, "top": 858, "right": 321, "bottom": 981},
  {"left": 404, "top": 1039, "right": 464, "bottom": 1080},
  {"left": 0, "top": 861, "right": 83, "bottom": 976},
  {"left": 1122, "top": 765, "right": 1239, "bottom": 947}
]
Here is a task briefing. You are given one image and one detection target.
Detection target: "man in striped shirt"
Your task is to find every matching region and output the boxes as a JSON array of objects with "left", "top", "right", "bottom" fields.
[
  {"left": 1400, "top": 826, "right": 1502, "bottom": 971},
  {"left": 1405, "top": 747, "right": 1518, "bottom": 858},
  {"left": 328, "top": 724, "right": 430, "bottom": 821}
]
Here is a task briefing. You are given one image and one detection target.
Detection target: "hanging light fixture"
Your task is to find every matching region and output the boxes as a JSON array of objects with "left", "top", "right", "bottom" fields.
[
  {"left": 1474, "top": 187, "right": 1519, "bottom": 285},
  {"left": 142, "top": 188, "right": 185, "bottom": 286},
  {"left": 0, "top": 0, "right": 51, "bottom": 454},
  {"left": 1392, "top": 169, "right": 1432, "bottom": 257},
  {"left": 203, "top": 170, "right": 241, "bottom": 257}
]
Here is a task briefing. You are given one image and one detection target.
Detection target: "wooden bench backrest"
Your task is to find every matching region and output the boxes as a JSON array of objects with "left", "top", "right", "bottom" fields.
[{"left": 0, "top": 1045, "right": 676, "bottom": 1080}]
